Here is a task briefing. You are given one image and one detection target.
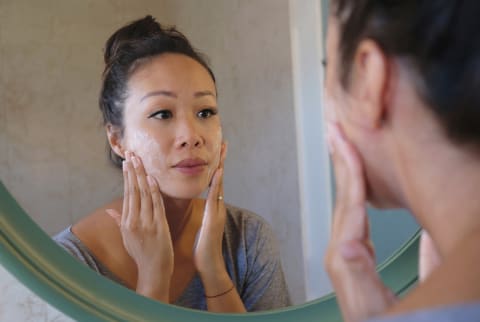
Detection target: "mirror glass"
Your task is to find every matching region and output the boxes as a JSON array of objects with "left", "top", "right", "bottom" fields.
[{"left": 0, "top": 0, "right": 418, "bottom": 316}]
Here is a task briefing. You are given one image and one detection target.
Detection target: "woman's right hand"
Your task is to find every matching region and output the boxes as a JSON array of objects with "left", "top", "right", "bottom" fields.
[
  {"left": 106, "top": 151, "right": 174, "bottom": 302},
  {"left": 324, "top": 123, "right": 396, "bottom": 322}
]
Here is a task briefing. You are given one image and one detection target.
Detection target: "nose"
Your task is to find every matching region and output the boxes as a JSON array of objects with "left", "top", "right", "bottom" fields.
[{"left": 175, "top": 116, "right": 204, "bottom": 149}]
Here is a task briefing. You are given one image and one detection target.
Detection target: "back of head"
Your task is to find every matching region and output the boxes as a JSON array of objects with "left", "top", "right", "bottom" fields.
[
  {"left": 99, "top": 15, "right": 215, "bottom": 167},
  {"left": 331, "top": 0, "right": 480, "bottom": 147}
]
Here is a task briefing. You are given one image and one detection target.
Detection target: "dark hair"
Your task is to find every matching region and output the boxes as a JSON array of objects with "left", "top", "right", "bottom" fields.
[
  {"left": 331, "top": 0, "right": 480, "bottom": 146},
  {"left": 99, "top": 15, "right": 216, "bottom": 168}
]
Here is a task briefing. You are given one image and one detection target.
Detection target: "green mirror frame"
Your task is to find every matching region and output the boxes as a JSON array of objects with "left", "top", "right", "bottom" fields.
[{"left": 0, "top": 181, "right": 419, "bottom": 322}]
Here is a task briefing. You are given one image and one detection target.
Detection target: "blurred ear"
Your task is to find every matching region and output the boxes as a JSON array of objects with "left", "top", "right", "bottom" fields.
[
  {"left": 348, "top": 39, "right": 390, "bottom": 130},
  {"left": 106, "top": 124, "right": 125, "bottom": 159}
]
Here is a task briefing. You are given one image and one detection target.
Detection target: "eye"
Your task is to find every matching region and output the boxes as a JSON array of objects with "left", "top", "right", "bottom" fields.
[
  {"left": 148, "top": 110, "right": 173, "bottom": 120},
  {"left": 197, "top": 108, "right": 218, "bottom": 119}
]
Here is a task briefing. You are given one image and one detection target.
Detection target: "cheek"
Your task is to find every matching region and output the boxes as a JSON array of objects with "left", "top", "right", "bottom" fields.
[
  {"left": 125, "top": 130, "right": 167, "bottom": 173},
  {"left": 206, "top": 126, "right": 223, "bottom": 182}
]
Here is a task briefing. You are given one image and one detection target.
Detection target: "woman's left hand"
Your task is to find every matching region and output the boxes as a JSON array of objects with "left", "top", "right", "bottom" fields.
[
  {"left": 324, "top": 123, "right": 396, "bottom": 322},
  {"left": 193, "top": 143, "right": 227, "bottom": 279}
]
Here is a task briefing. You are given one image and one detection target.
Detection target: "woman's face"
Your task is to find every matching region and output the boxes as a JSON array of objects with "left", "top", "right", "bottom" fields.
[{"left": 120, "top": 53, "right": 222, "bottom": 199}]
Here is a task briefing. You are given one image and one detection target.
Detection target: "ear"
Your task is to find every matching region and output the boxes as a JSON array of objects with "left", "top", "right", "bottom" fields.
[
  {"left": 106, "top": 124, "right": 125, "bottom": 159},
  {"left": 349, "top": 39, "right": 390, "bottom": 130}
]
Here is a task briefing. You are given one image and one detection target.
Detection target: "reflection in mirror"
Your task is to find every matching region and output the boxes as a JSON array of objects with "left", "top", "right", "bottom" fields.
[
  {"left": 0, "top": 0, "right": 419, "bottom": 316},
  {"left": 0, "top": 0, "right": 301, "bottom": 312}
]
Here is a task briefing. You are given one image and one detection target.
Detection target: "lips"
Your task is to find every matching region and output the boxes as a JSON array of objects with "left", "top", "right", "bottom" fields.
[{"left": 173, "top": 158, "right": 208, "bottom": 175}]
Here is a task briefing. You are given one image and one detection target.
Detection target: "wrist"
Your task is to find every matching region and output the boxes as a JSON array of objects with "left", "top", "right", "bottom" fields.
[
  {"left": 199, "top": 269, "right": 231, "bottom": 293},
  {"left": 136, "top": 272, "right": 172, "bottom": 303},
  {"left": 197, "top": 260, "right": 227, "bottom": 281}
]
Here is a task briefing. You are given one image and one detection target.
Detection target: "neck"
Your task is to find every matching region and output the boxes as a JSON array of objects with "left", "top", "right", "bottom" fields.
[
  {"left": 396, "top": 134, "right": 480, "bottom": 257},
  {"left": 162, "top": 196, "right": 194, "bottom": 241}
]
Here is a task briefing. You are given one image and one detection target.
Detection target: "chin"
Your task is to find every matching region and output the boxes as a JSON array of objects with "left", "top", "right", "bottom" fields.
[
  {"left": 366, "top": 182, "right": 402, "bottom": 209},
  {"left": 160, "top": 182, "right": 208, "bottom": 200}
]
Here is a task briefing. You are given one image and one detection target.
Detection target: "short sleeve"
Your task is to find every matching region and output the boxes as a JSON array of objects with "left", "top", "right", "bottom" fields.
[
  {"left": 52, "top": 227, "right": 127, "bottom": 287},
  {"left": 241, "top": 219, "right": 291, "bottom": 311}
]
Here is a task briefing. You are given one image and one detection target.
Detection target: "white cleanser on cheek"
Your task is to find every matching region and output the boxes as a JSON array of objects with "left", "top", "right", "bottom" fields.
[
  {"left": 126, "top": 127, "right": 223, "bottom": 199},
  {"left": 126, "top": 130, "right": 171, "bottom": 189}
]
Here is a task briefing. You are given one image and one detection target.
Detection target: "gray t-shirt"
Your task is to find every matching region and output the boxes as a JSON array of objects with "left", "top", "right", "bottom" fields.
[
  {"left": 366, "top": 302, "right": 480, "bottom": 322},
  {"left": 53, "top": 204, "right": 291, "bottom": 311}
]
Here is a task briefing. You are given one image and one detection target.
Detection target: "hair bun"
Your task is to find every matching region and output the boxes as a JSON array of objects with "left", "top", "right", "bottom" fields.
[{"left": 103, "top": 15, "right": 162, "bottom": 66}]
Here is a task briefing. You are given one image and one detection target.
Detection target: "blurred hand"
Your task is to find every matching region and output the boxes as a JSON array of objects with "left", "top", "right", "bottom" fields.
[
  {"left": 107, "top": 151, "right": 173, "bottom": 302},
  {"left": 324, "top": 123, "right": 396, "bottom": 322}
]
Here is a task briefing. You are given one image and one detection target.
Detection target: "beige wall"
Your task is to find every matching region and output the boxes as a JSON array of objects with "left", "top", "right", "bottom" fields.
[
  {"left": 0, "top": 0, "right": 305, "bottom": 308},
  {"left": 160, "top": 0, "right": 305, "bottom": 304}
]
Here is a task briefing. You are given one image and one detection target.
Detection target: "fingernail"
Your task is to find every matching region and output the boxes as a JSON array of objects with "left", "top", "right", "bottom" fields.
[{"left": 122, "top": 160, "right": 127, "bottom": 172}]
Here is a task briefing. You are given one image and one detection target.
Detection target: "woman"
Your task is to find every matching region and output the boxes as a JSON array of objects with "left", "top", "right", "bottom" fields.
[
  {"left": 53, "top": 15, "right": 290, "bottom": 312},
  {"left": 323, "top": 1, "right": 480, "bottom": 322}
]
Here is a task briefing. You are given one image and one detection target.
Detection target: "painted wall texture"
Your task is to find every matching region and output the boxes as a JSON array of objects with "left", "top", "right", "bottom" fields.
[{"left": 0, "top": 0, "right": 305, "bottom": 318}]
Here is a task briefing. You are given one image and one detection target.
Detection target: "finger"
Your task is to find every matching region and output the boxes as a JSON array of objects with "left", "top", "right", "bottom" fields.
[
  {"left": 328, "top": 123, "right": 368, "bottom": 241},
  {"left": 131, "top": 153, "right": 153, "bottom": 224},
  {"left": 218, "top": 144, "right": 225, "bottom": 196},
  {"left": 106, "top": 208, "right": 122, "bottom": 227},
  {"left": 147, "top": 175, "right": 169, "bottom": 234},
  {"left": 204, "top": 167, "right": 223, "bottom": 226},
  {"left": 329, "top": 122, "right": 366, "bottom": 206},
  {"left": 220, "top": 141, "right": 228, "bottom": 167},
  {"left": 339, "top": 240, "right": 376, "bottom": 268},
  {"left": 327, "top": 123, "right": 350, "bottom": 202},
  {"left": 125, "top": 152, "right": 140, "bottom": 228},
  {"left": 218, "top": 163, "right": 225, "bottom": 214},
  {"left": 121, "top": 159, "right": 129, "bottom": 227}
]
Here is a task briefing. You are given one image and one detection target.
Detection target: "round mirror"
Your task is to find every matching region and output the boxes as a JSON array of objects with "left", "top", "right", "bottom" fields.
[
  {"left": 0, "top": 182, "right": 418, "bottom": 321},
  {"left": 0, "top": 0, "right": 419, "bottom": 320}
]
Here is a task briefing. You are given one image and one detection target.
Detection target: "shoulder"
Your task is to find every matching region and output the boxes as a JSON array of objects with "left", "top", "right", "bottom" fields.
[
  {"left": 224, "top": 204, "right": 275, "bottom": 241},
  {"left": 52, "top": 226, "right": 103, "bottom": 272},
  {"left": 223, "top": 204, "right": 280, "bottom": 256},
  {"left": 224, "top": 204, "right": 271, "bottom": 230},
  {"left": 57, "top": 198, "right": 128, "bottom": 275},
  {"left": 388, "top": 231, "right": 480, "bottom": 315},
  {"left": 71, "top": 198, "right": 123, "bottom": 254}
]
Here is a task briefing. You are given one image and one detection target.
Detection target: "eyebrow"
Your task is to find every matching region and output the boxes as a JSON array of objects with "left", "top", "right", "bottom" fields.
[
  {"left": 140, "top": 91, "right": 177, "bottom": 102},
  {"left": 194, "top": 90, "right": 216, "bottom": 98},
  {"left": 140, "top": 90, "right": 216, "bottom": 102}
]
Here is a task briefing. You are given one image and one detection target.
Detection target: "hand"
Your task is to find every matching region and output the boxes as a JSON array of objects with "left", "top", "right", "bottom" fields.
[
  {"left": 194, "top": 143, "right": 228, "bottom": 279},
  {"left": 106, "top": 151, "right": 174, "bottom": 302},
  {"left": 324, "top": 123, "right": 396, "bottom": 322}
]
